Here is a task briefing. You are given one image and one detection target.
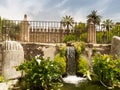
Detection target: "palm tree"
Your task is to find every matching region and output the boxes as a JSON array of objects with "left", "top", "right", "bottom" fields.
[
  {"left": 102, "top": 19, "right": 113, "bottom": 31},
  {"left": 61, "top": 15, "right": 74, "bottom": 30},
  {"left": 87, "top": 10, "right": 101, "bottom": 25}
]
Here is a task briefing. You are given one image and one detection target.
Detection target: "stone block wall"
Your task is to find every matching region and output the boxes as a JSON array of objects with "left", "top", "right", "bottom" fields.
[
  {"left": 2, "top": 41, "right": 24, "bottom": 80},
  {"left": 111, "top": 36, "right": 120, "bottom": 58},
  {"left": 22, "top": 43, "right": 57, "bottom": 60},
  {"left": 0, "top": 42, "right": 112, "bottom": 76}
]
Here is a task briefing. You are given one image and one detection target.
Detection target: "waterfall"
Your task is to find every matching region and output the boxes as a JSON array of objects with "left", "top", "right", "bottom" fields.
[
  {"left": 63, "top": 45, "right": 86, "bottom": 85},
  {"left": 66, "top": 46, "right": 76, "bottom": 75}
]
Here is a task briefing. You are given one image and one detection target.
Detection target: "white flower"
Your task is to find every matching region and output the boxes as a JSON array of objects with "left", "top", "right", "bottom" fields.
[
  {"left": 36, "top": 59, "right": 41, "bottom": 65},
  {"left": 51, "top": 64, "right": 53, "bottom": 66}
]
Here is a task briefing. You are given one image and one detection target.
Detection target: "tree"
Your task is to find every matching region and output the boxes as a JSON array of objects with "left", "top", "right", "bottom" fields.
[
  {"left": 61, "top": 15, "right": 74, "bottom": 31},
  {"left": 87, "top": 10, "right": 101, "bottom": 25},
  {"left": 74, "top": 22, "right": 86, "bottom": 33},
  {"left": 74, "top": 22, "right": 87, "bottom": 41},
  {"left": 2, "top": 19, "right": 20, "bottom": 40},
  {"left": 102, "top": 19, "right": 113, "bottom": 31}
]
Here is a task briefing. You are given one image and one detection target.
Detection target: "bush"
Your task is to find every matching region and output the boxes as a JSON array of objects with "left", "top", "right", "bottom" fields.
[
  {"left": 57, "top": 44, "right": 66, "bottom": 57},
  {"left": 63, "top": 34, "right": 75, "bottom": 43},
  {"left": 54, "top": 54, "right": 66, "bottom": 74},
  {"left": 0, "top": 75, "right": 3, "bottom": 82},
  {"left": 77, "top": 56, "right": 89, "bottom": 76},
  {"left": 73, "top": 41, "right": 85, "bottom": 55},
  {"left": 80, "top": 32, "right": 87, "bottom": 42},
  {"left": 16, "top": 57, "right": 63, "bottom": 90},
  {"left": 92, "top": 54, "right": 120, "bottom": 89}
]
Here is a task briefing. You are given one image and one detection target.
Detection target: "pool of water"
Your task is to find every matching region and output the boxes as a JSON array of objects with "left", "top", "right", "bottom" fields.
[{"left": 61, "top": 81, "right": 120, "bottom": 90}]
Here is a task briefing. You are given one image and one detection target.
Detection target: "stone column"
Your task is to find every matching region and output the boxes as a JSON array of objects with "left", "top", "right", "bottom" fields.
[
  {"left": 2, "top": 41, "right": 24, "bottom": 80},
  {"left": 20, "top": 14, "right": 30, "bottom": 42},
  {"left": 87, "top": 21, "right": 96, "bottom": 43}
]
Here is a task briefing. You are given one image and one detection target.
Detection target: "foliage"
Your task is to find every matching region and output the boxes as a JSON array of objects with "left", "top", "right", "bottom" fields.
[
  {"left": 102, "top": 19, "right": 113, "bottom": 31},
  {"left": 96, "top": 31, "right": 104, "bottom": 43},
  {"left": 2, "top": 19, "right": 20, "bottom": 40},
  {"left": 80, "top": 32, "right": 87, "bottom": 42},
  {"left": 111, "top": 24, "right": 120, "bottom": 37},
  {"left": 16, "top": 57, "right": 63, "bottom": 90},
  {"left": 0, "top": 75, "right": 3, "bottom": 82},
  {"left": 92, "top": 54, "right": 120, "bottom": 89},
  {"left": 55, "top": 44, "right": 66, "bottom": 74},
  {"left": 96, "top": 31, "right": 114, "bottom": 44},
  {"left": 74, "top": 22, "right": 87, "bottom": 33},
  {"left": 73, "top": 41, "right": 85, "bottom": 55},
  {"left": 61, "top": 15, "right": 74, "bottom": 30},
  {"left": 77, "top": 56, "right": 89, "bottom": 76},
  {"left": 74, "top": 22, "right": 87, "bottom": 41},
  {"left": 87, "top": 10, "right": 101, "bottom": 25},
  {"left": 73, "top": 42, "right": 89, "bottom": 78},
  {"left": 63, "top": 34, "right": 75, "bottom": 43},
  {"left": 54, "top": 54, "right": 66, "bottom": 74},
  {"left": 56, "top": 44, "right": 66, "bottom": 57}
]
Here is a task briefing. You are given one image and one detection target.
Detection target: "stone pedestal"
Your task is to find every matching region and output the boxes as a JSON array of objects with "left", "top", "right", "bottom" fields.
[{"left": 2, "top": 41, "right": 24, "bottom": 80}]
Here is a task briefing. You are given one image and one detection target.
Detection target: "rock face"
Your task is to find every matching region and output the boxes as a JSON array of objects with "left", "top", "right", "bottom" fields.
[
  {"left": 111, "top": 36, "right": 120, "bottom": 58},
  {"left": 42, "top": 46, "right": 56, "bottom": 60},
  {"left": 2, "top": 41, "right": 24, "bottom": 80}
]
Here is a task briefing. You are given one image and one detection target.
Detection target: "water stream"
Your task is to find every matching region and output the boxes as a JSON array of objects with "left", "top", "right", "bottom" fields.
[
  {"left": 62, "top": 45, "right": 120, "bottom": 90},
  {"left": 63, "top": 46, "right": 86, "bottom": 85},
  {"left": 66, "top": 46, "right": 76, "bottom": 75}
]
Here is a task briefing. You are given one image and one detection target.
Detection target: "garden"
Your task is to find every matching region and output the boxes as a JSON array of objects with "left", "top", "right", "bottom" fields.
[
  {"left": 0, "top": 40, "right": 117, "bottom": 90},
  {"left": 0, "top": 10, "right": 120, "bottom": 90}
]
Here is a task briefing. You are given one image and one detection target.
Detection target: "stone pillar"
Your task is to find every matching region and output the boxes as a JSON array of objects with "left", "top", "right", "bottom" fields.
[
  {"left": 87, "top": 21, "right": 96, "bottom": 43},
  {"left": 20, "top": 14, "right": 30, "bottom": 42},
  {"left": 2, "top": 41, "right": 24, "bottom": 80}
]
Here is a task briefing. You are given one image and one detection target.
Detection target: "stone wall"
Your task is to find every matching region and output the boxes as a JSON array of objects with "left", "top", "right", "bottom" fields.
[
  {"left": 111, "top": 36, "right": 120, "bottom": 58},
  {"left": 2, "top": 41, "right": 24, "bottom": 80},
  {"left": 22, "top": 43, "right": 57, "bottom": 60},
  {"left": 0, "top": 42, "right": 111, "bottom": 76},
  {"left": 0, "top": 42, "right": 58, "bottom": 76}
]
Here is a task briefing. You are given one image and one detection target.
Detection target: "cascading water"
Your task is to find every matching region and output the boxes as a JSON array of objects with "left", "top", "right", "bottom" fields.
[
  {"left": 66, "top": 46, "right": 76, "bottom": 75},
  {"left": 63, "top": 44, "right": 86, "bottom": 85}
]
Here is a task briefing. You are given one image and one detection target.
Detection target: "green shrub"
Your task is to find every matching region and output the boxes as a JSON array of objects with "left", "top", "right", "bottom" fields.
[
  {"left": 74, "top": 41, "right": 85, "bottom": 55},
  {"left": 58, "top": 44, "right": 66, "bottom": 57},
  {"left": 0, "top": 75, "right": 3, "bottom": 82},
  {"left": 54, "top": 54, "right": 66, "bottom": 74},
  {"left": 80, "top": 32, "right": 87, "bottom": 42},
  {"left": 16, "top": 57, "right": 63, "bottom": 90},
  {"left": 77, "top": 56, "right": 89, "bottom": 76},
  {"left": 92, "top": 54, "right": 120, "bottom": 89},
  {"left": 63, "top": 34, "right": 75, "bottom": 43}
]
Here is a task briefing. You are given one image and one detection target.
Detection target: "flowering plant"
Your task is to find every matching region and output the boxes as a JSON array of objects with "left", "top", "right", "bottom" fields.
[{"left": 17, "top": 56, "right": 63, "bottom": 90}]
